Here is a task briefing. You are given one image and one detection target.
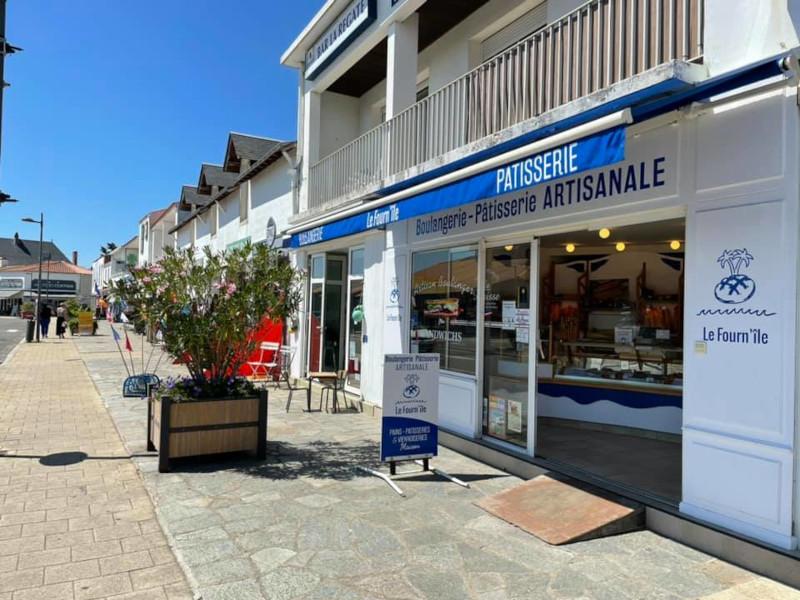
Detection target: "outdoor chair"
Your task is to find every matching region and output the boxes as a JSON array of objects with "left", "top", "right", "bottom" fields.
[
  {"left": 246, "top": 341, "right": 280, "bottom": 382},
  {"left": 276, "top": 345, "right": 297, "bottom": 389},
  {"left": 284, "top": 376, "right": 310, "bottom": 413},
  {"left": 320, "top": 369, "right": 351, "bottom": 413}
]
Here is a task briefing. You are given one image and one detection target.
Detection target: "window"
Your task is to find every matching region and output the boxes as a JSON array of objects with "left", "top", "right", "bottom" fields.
[{"left": 410, "top": 246, "right": 478, "bottom": 375}]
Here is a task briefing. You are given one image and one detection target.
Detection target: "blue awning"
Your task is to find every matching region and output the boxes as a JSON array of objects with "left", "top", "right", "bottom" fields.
[{"left": 288, "top": 52, "right": 793, "bottom": 249}]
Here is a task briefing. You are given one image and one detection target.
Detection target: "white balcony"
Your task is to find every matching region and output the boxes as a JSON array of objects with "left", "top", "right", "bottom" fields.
[{"left": 307, "top": 0, "right": 703, "bottom": 213}]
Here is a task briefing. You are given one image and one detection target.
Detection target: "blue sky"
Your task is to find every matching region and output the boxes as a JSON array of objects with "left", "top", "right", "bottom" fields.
[{"left": 0, "top": 0, "right": 320, "bottom": 265}]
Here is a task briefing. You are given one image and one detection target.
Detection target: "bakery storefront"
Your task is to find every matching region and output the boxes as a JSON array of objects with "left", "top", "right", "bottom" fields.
[{"left": 289, "top": 72, "right": 800, "bottom": 550}]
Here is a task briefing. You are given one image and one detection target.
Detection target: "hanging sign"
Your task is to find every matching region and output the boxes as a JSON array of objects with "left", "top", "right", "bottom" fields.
[
  {"left": 289, "top": 126, "right": 626, "bottom": 248},
  {"left": 381, "top": 354, "right": 439, "bottom": 462},
  {"left": 305, "top": 0, "right": 377, "bottom": 80}
]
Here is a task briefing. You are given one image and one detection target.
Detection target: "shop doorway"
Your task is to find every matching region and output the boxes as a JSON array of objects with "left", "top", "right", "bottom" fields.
[
  {"left": 306, "top": 250, "right": 364, "bottom": 397},
  {"left": 482, "top": 242, "right": 533, "bottom": 449},
  {"left": 307, "top": 253, "right": 347, "bottom": 373},
  {"left": 535, "top": 218, "right": 685, "bottom": 503}
]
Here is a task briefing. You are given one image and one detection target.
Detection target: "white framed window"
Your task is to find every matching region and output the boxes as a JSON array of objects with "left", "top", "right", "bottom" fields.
[{"left": 410, "top": 245, "right": 479, "bottom": 375}]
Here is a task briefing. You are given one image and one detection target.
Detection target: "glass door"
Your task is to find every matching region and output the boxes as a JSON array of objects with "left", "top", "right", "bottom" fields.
[
  {"left": 482, "top": 243, "right": 532, "bottom": 449},
  {"left": 345, "top": 248, "right": 364, "bottom": 392},
  {"left": 307, "top": 255, "right": 325, "bottom": 373},
  {"left": 307, "top": 254, "right": 347, "bottom": 374},
  {"left": 321, "top": 256, "right": 346, "bottom": 372}
]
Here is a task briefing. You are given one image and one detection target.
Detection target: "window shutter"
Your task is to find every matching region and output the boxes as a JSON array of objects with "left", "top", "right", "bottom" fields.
[{"left": 481, "top": 3, "right": 548, "bottom": 61}]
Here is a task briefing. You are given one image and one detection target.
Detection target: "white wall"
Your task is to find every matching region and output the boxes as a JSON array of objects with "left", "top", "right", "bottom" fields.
[
  {"left": 704, "top": 0, "right": 800, "bottom": 76},
  {"left": 249, "top": 156, "right": 294, "bottom": 242},
  {"left": 357, "top": 232, "right": 386, "bottom": 405},
  {"left": 176, "top": 225, "right": 193, "bottom": 251},
  {"left": 217, "top": 194, "right": 241, "bottom": 251},
  {"left": 320, "top": 91, "right": 361, "bottom": 158}
]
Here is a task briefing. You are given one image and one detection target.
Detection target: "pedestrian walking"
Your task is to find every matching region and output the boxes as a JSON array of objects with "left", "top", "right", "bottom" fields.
[
  {"left": 39, "top": 303, "right": 51, "bottom": 339},
  {"left": 56, "top": 303, "right": 67, "bottom": 339}
]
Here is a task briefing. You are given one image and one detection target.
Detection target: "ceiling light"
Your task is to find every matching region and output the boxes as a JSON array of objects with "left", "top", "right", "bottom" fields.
[
  {"left": 599, "top": 228, "right": 611, "bottom": 239},
  {"left": 670, "top": 240, "right": 681, "bottom": 250},
  {"left": 504, "top": 245, "right": 514, "bottom": 252},
  {"left": 615, "top": 242, "right": 626, "bottom": 252},
  {"left": 565, "top": 243, "right": 576, "bottom": 253}
]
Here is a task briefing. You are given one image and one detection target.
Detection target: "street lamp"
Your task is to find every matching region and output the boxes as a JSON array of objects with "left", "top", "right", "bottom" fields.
[
  {"left": 0, "top": 191, "right": 16, "bottom": 205},
  {"left": 21, "top": 213, "right": 43, "bottom": 342}
]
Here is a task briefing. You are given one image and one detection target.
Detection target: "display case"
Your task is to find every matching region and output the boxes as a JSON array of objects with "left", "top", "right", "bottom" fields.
[{"left": 540, "top": 255, "right": 684, "bottom": 394}]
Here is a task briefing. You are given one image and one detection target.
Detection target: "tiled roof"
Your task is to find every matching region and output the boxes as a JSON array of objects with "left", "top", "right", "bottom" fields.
[
  {"left": 0, "top": 260, "right": 91, "bottom": 275},
  {"left": 199, "top": 164, "right": 238, "bottom": 189},
  {"left": 0, "top": 237, "right": 69, "bottom": 266},
  {"left": 227, "top": 133, "right": 285, "bottom": 165}
]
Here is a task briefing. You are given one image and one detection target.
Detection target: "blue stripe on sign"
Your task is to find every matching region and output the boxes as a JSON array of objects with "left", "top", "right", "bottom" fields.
[
  {"left": 290, "top": 126, "right": 626, "bottom": 248},
  {"left": 538, "top": 382, "right": 683, "bottom": 409}
]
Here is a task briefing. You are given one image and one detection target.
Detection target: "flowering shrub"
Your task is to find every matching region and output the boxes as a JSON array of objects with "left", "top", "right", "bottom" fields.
[{"left": 112, "top": 243, "right": 302, "bottom": 401}]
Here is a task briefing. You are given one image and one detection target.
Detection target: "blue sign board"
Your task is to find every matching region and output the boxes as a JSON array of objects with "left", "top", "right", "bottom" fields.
[
  {"left": 381, "top": 354, "right": 439, "bottom": 462},
  {"left": 290, "top": 126, "right": 626, "bottom": 248},
  {"left": 306, "top": 0, "right": 377, "bottom": 80}
]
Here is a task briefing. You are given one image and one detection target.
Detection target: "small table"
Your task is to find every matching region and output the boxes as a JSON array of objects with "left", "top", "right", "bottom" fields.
[{"left": 306, "top": 371, "right": 341, "bottom": 413}]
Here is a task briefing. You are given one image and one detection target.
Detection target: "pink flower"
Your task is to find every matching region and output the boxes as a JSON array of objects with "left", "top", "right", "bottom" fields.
[
  {"left": 142, "top": 276, "right": 152, "bottom": 284},
  {"left": 149, "top": 264, "right": 163, "bottom": 274},
  {"left": 225, "top": 283, "right": 236, "bottom": 298}
]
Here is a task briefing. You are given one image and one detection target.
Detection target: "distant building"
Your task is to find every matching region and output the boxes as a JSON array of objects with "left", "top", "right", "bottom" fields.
[
  {"left": 171, "top": 133, "right": 296, "bottom": 256},
  {"left": 0, "top": 234, "right": 69, "bottom": 267},
  {"left": 0, "top": 259, "right": 93, "bottom": 314},
  {"left": 138, "top": 203, "right": 178, "bottom": 266}
]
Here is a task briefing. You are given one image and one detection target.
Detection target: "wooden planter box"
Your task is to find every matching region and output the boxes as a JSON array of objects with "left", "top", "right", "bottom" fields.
[{"left": 147, "top": 390, "right": 268, "bottom": 473}]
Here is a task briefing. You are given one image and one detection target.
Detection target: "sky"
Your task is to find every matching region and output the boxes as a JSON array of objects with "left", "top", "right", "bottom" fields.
[{"left": 0, "top": 0, "right": 321, "bottom": 266}]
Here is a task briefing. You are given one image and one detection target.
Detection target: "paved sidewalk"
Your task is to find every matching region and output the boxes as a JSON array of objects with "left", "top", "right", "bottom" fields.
[
  {"left": 0, "top": 337, "right": 193, "bottom": 600},
  {"left": 70, "top": 322, "right": 800, "bottom": 600}
]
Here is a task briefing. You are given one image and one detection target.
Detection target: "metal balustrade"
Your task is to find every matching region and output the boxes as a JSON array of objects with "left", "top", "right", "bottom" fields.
[{"left": 308, "top": 0, "right": 703, "bottom": 211}]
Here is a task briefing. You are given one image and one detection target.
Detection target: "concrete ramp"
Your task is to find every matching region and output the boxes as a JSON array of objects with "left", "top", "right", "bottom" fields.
[{"left": 475, "top": 474, "right": 644, "bottom": 545}]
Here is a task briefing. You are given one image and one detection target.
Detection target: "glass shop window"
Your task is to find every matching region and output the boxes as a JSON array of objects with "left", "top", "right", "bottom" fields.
[{"left": 410, "top": 246, "right": 478, "bottom": 375}]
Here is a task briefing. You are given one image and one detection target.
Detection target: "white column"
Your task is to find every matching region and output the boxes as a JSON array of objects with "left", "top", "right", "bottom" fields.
[
  {"left": 300, "top": 89, "right": 321, "bottom": 213},
  {"left": 385, "top": 13, "right": 419, "bottom": 119}
]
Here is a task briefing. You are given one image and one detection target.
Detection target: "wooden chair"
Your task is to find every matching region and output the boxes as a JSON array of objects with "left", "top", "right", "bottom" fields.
[{"left": 247, "top": 342, "right": 280, "bottom": 382}]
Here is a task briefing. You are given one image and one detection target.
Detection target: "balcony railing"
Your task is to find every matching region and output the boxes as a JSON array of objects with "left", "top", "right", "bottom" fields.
[{"left": 308, "top": 0, "right": 703, "bottom": 211}]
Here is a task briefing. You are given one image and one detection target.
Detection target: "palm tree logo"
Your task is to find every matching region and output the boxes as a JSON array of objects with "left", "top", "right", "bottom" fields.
[{"left": 714, "top": 249, "right": 756, "bottom": 304}]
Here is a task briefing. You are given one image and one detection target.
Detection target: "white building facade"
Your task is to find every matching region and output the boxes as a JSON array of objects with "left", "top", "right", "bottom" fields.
[
  {"left": 138, "top": 204, "right": 178, "bottom": 267},
  {"left": 172, "top": 134, "right": 296, "bottom": 256},
  {"left": 281, "top": 0, "right": 800, "bottom": 565}
]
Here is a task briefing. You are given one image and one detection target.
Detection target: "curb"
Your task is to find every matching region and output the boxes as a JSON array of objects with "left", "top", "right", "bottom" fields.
[{"left": 0, "top": 333, "right": 27, "bottom": 369}]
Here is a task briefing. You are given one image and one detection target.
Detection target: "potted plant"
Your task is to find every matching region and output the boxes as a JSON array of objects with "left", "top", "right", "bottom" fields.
[
  {"left": 112, "top": 243, "right": 301, "bottom": 472},
  {"left": 20, "top": 301, "right": 35, "bottom": 320},
  {"left": 65, "top": 300, "right": 98, "bottom": 335}
]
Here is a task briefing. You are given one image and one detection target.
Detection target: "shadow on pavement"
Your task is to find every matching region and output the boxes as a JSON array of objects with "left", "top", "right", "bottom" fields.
[{"left": 168, "top": 439, "right": 381, "bottom": 481}]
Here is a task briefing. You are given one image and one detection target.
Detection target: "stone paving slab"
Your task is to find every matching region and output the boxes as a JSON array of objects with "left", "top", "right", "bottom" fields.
[
  {"left": 0, "top": 335, "right": 193, "bottom": 600},
  {"left": 73, "top": 322, "right": 800, "bottom": 600}
]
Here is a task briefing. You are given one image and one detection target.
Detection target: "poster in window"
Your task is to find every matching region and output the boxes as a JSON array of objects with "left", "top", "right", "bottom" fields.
[
  {"left": 488, "top": 395, "right": 506, "bottom": 437},
  {"left": 507, "top": 400, "right": 523, "bottom": 433},
  {"left": 501, "top": 301, "right": 517, "bottom": 330},
  {"left": 424, "top": 298, "right": 460, "bottom": 318}
]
